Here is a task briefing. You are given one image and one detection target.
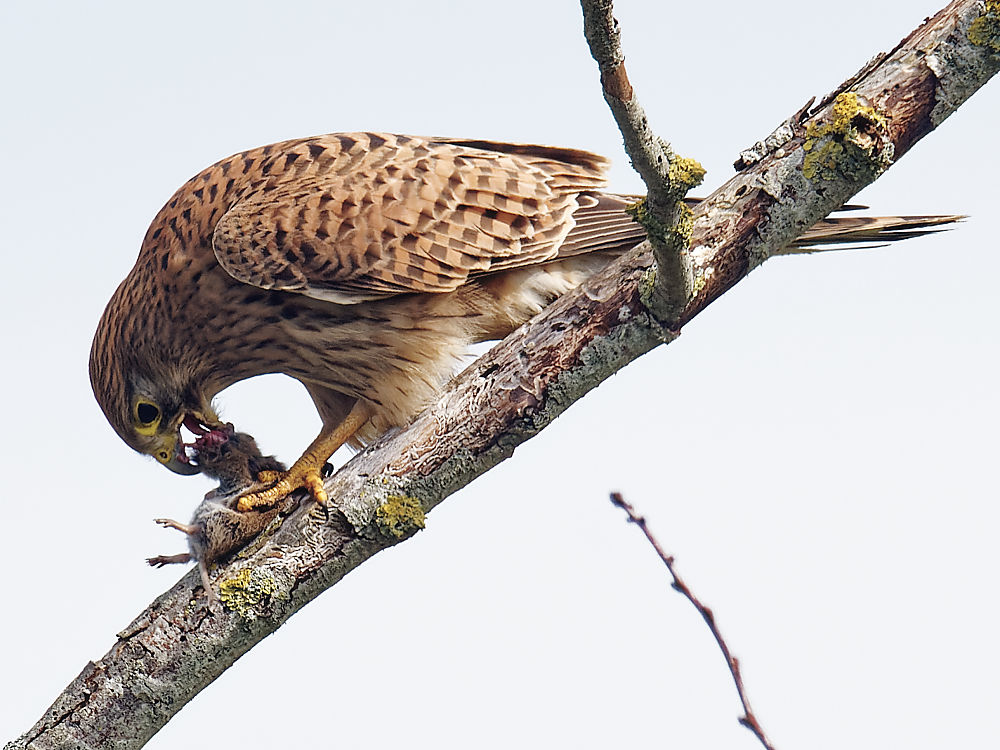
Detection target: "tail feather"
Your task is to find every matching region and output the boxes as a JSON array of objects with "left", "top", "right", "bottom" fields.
[
  {"left": 561, "top": 192, "right": 964, "bottom": 259},
  {"left": 782, "top": 213, "right": 965, "bottom": 254}
]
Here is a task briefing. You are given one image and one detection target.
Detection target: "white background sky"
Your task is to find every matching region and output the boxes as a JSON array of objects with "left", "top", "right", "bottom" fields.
[{"left": 2, "top": 1, "right": 998, "bottom": 748}]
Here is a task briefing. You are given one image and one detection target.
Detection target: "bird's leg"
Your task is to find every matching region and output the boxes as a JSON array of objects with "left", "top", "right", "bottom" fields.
[{"left": 235, "top": 400, "right": 370, "bottom": 512}]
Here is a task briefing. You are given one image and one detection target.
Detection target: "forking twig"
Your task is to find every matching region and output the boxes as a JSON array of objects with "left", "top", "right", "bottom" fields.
[
  {"left": 580, "top": 0, "right": 705, "bottom": 323},
  {"left": 609, "top": 491, "right": 777, "bottom": 750}
]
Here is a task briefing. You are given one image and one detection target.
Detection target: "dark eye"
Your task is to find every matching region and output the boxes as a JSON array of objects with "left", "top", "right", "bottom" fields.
[{"left": 136, "top": 402, "right": 160, "bottom": 425}]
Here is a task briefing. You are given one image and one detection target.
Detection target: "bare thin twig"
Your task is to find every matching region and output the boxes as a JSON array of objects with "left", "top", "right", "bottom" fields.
[{"left": 610, "top": 492, "right": 777, "bottom": 750}]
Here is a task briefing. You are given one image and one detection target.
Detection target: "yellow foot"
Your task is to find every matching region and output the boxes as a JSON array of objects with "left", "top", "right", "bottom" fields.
[
  {"left": 234, "top": 399, "right": 370, "bottom": 512},
  {"left": 235, "top": 466, "right": 328, "bottom": 512}
]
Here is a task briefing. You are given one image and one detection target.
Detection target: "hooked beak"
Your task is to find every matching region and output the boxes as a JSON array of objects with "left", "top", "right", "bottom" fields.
[
  {"left": 152, "top": 412, "right": 230, "bottom": 475},
  {"left": 162, "top": 446, "right": 202, "bottom": 475},
  {"left": 152, "top": 426, "right": 202, "bottom": 475}
]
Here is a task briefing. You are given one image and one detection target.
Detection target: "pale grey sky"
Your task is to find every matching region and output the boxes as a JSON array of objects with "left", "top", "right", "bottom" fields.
[{"left": 2, "top": 1, "right": 998, "bottom": 748}]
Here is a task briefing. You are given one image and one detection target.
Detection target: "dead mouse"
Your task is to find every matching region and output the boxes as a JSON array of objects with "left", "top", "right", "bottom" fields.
[{"left": 147, "top": 430, "right": 295, "bottom": 603}]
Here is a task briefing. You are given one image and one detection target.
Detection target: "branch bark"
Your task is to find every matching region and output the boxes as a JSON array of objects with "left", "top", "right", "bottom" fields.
[
  {"left": 8, "top": 1, "right": 997, "bottom": 748},
  {"left": 580, "top": 0, "right": 706, "bottom": 321}
]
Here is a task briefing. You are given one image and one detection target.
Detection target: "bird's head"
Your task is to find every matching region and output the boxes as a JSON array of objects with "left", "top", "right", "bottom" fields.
[
  {"left": 98, "top": 368, "right": 226, "bottom": 475},
  {"left": 90, "top": 317, "right": 226, "bottom": 475}
]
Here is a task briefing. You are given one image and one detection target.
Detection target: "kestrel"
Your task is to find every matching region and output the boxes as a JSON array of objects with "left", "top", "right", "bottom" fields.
[{"left": 90, "top": 132, "right": 955, "bottom": 510}]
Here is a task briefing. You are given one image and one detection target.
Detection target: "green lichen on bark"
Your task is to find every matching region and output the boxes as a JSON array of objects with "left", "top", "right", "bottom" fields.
[
  {"left": 626, "top": 197, "right": 695, "bottom": 255},
  {"left": 667, "top": 156, "right": 707, "bottom": 192},
  {"left": 691, "top": 265, "right": 713, "bottom": 295},
  {"left": 803, "top": 92, "right": 894, "bottom": 183},
  {"left": 625, "top": 154, "right": 703, "bottom": 255},
  {"left": 375, "top": 495, "right": 426, "bottom": 539},
  {"left": 969, "top": 0, "right": 1000, "bottom": 51},
  {"left": 218, "top": 568, "right": 285, "bottom": 618},
  {"left": 636, "top": 265, "right": 659, "bottom": 310}
]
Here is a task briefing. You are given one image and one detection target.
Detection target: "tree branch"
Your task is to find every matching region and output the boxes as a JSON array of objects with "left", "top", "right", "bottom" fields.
[
  {"left": 610, "top": 492, "right": 776, "bottom": 750},
  {"left": 580, "top": 0, "right": 706, "bottom": 322},
  {"left": 8, "top": 1, "right": 997, "bottom": 747},
  {"left": 682, "top": 0, "right": 999, "bottom": 322}
]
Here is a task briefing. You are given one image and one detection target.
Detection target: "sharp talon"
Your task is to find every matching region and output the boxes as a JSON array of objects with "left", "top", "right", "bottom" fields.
[
  {"left": 321, "top": 461, "right": 335, "bottom": 478},
  {"left": 308, "top": 502, "right": 331, "bottom": 524},
  {"left": 303, "top": 474, "right": 328, "bottom": 505}
]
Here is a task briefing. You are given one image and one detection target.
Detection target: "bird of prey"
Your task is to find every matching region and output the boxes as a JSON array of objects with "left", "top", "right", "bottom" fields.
[{"left": 90, "top": 132, "right": 956, "bottom": 510}]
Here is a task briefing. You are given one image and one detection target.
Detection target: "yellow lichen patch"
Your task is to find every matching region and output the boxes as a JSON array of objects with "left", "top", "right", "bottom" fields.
[
  {"left": 692, "top": 265, "right": 713, "bottom": 295},
  {"left": 375, "top": 495, "right": 426, "bottom": 539},
  {"left": 218, "top": 567, "right": 284, "bottom": 618},
  {"left": 668, "top": 156, "right": 707, "bottom": 191},
  {"left": 674, "top": 202, "right": 695, "bottom": 244},
  {"left": 637, "top": 266, "right": 659, "bottom": 310},
  {"left": 626, "top": 198, "right": 694, "bottom": 253},
  {"left": 970, "top": 0, "right": 1000, "bottom": 52},
  {"left": 803, "top": 92, "right": 893, "bottom": 183}
]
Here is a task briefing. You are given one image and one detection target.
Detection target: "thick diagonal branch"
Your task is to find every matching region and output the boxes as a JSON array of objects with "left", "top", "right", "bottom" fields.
[{"left": 8, "top": 2, "right": 998, "bottom": 748}]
